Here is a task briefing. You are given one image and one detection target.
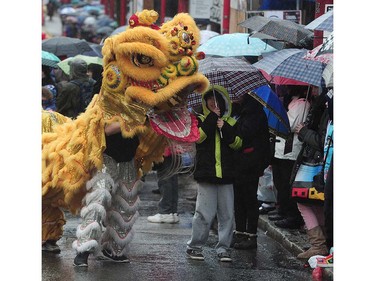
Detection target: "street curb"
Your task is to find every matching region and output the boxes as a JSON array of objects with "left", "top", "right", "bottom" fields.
[
  {"left": 258, "top": 215, "right": 333, "bottom": 280},
  {"left": 258, "top": 215, "right": 305, "bottom": 256}
]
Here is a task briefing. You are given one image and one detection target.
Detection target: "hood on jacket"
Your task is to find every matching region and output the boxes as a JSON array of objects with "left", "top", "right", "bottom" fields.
[
  {"left": 69, "top": 58, "right": 89, "bottom": 80},
  {"left": 201, "top": 85, "right": 232, "bottom": 119}
]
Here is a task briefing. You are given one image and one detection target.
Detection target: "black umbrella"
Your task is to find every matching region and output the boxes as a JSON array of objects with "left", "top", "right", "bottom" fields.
[
  {"left": 82, "top": 43, "right": 103, "bottom": 58},
  {"left": 239, "top": 16, "right": 313, "bottom": 47},
  {"left": 96, "top": 26, "right": 114, "bottom": 36},
  {"left": 42, "top": 36, "right": 93, "bottom": 57},
  {"left": 110, "top": 25, "right": 128, "bottom": 36}
]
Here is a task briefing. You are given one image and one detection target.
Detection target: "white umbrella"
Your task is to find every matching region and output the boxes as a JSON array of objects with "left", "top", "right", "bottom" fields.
[
  {"left": 322, "top": 61, "right": 333, "bottom": 88},
  {"left": 199, "top": 30, "right": 219, "bottom": 45},
  {"left": 59, "top": 7, "right": 76, "bottom": 15}
]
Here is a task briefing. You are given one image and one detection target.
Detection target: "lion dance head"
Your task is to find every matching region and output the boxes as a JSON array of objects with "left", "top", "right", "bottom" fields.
[{"left": 98, "top": 10, "right": 209, "bottom": 172}]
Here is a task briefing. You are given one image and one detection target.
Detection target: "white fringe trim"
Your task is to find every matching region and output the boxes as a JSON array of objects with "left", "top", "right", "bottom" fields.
[
  {"left": 118, "top": 180, "right": 143, "bottom": 199},
  {"left": 105, "top": 210, "right": 139, "bottom": 231},
  {"left": 86, "top": 172, "right": 115, "bottom": 192},
  {"left": 112, "top": 195, "right": 141, "bottom": 214},
  {"left": 101, "top": 227, "right": 135, "bottom": 249},
  {"left": 80, "top": 203, "right": 107, "bottom": 222},
  {"left": 72, "top": 239, "right": 99, "bottom": 253},
  {"left": 76, "top": 221, "right": 102, "bottom": 240},
  {"left": 99, "top": 242, "right": 131, "bottom": 258},
  {"left": 84, "top": 188, "right": 112, "bottom": 208}
]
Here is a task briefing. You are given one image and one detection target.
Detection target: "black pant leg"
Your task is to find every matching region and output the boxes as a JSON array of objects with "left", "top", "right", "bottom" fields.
[
  {"left": 234, "top": 177, "right": 247, "bottom": 232},
  {"left": 272, "top": 158, "right": 302, "bottom": 220},
  {"left": 234, "top": 173, "right": 260, "bottom": 234},
  {"left": 245, "top": 175, "right": 260, "bottom": 234}
]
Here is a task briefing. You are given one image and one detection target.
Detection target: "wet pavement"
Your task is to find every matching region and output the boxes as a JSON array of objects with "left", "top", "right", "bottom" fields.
[
  {"left": 41, "top": 15, "right": 332, "bottom": 281},
  {"left": 42, "top": 172, "right": 318, "bottom": 281}
]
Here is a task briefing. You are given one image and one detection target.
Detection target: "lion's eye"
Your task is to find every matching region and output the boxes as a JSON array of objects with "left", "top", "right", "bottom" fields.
[
  {"left": 132, "top": 54, "right": 154, "bottom": 67},
  {"left": 138, "top": 54, "right": 152, "bottom": 64},
  {"left": 181, "top": 32, "right": 190, "bottom": 44}
]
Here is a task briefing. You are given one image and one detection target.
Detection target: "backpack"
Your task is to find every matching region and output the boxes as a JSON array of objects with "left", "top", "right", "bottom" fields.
[{"left": 70, "top": 78, "right": 95, "bottom": 116}]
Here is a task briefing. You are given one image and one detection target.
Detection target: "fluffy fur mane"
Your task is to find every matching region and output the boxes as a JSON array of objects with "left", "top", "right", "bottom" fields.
[{"left": 42, "top": 11, "right": 209, "bottom": 214}]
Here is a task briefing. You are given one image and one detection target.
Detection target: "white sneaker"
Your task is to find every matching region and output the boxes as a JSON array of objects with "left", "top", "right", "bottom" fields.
[
  {"left": 147, "top": 213, "right": 175, "bottom": 223},
  {"left": 173, "top": 213, "right": 180, "bottom": 223}
]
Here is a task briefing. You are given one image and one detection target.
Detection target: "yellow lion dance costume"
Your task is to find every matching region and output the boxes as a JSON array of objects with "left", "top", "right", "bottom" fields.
[{"left": 42, "top": 10, "right": 209, "bottom": 266}]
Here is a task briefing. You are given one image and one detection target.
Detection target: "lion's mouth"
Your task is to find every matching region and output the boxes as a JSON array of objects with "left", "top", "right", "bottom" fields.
[
  {"left": 125, "top": 74, "right": 208, "bottom": 143},
  {"left": 129, "top": 78, "right": 163, "bottom": 92},
  {"left": 148, "top": 106, "right": 199, "bottom": 142},
  {"left": 148, "top": 84, "right": 201, "bottom": 143}
]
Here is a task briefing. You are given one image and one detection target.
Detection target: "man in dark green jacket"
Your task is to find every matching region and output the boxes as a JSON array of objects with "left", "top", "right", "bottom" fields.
[{"left": 56, "top": 58, "right": 95, "bottom": 119}]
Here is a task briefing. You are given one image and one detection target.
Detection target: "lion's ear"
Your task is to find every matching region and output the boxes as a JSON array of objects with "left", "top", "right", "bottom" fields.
[{"left": 102, "top": 37, "right": 116, "bottom": 65}]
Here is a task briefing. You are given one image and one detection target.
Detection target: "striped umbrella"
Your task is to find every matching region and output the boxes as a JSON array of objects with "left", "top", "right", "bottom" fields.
[
  {"left": 260, "top": 69, "right": 309, "bottom": 86},
  {"left": 42, "top": 50, "right": 61, "bottom": 68},
  {"left": 303, "top": 44, "right": 333, "bottom": 64},
  {"left": 253, "top": 48, "right": 326, "bottom": 88},
  {"left": 187, "top": 56, "right": 268, "bottom": 110},
  {"left": 305, "top": 10, "right": 333, "bottom": 32},
  {"left": 316, "top": 32, "right": 333, "bottom": 56}
]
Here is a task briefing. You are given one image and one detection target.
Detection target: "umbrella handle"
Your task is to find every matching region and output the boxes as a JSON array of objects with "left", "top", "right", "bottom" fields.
[
  {"left": 213, "top": 89, "right": 223, "bottom": 139},
  {"left": 301, "top": 84, "right": 311, "bottom": 122}
]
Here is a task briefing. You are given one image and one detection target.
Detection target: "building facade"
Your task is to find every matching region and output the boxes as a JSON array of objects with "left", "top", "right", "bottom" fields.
[{"left": 100, "top": 0, "right": 332, "bottom": 38}]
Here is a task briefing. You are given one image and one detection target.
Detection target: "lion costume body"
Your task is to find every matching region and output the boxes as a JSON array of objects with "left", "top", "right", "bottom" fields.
[{"left": 42, "top": 10, "right": 209, "bottom": 265}]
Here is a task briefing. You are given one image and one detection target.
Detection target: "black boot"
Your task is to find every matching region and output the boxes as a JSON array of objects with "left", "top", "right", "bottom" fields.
[
  {"left": 42, "top": 240, "right": 61, "bottom": 253},
  {"left": 232, "top": 231, "right": 257, "bottom": 250},
  {"left": 73, "top": 251, "right": 90, "bottom": 267},
  {"left": 274, "top": 216, "right": 304, "bottom": 229}
]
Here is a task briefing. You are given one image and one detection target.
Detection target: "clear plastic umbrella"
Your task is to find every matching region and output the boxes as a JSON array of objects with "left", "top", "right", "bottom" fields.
[{"left": 57, "top": 55, "right": 103, "bottom": 75}]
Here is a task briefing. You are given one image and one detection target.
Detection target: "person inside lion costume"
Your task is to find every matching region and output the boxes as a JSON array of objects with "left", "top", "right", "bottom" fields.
[{"left": 41, "top": 10, "right": 209, "bottom": 267}]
